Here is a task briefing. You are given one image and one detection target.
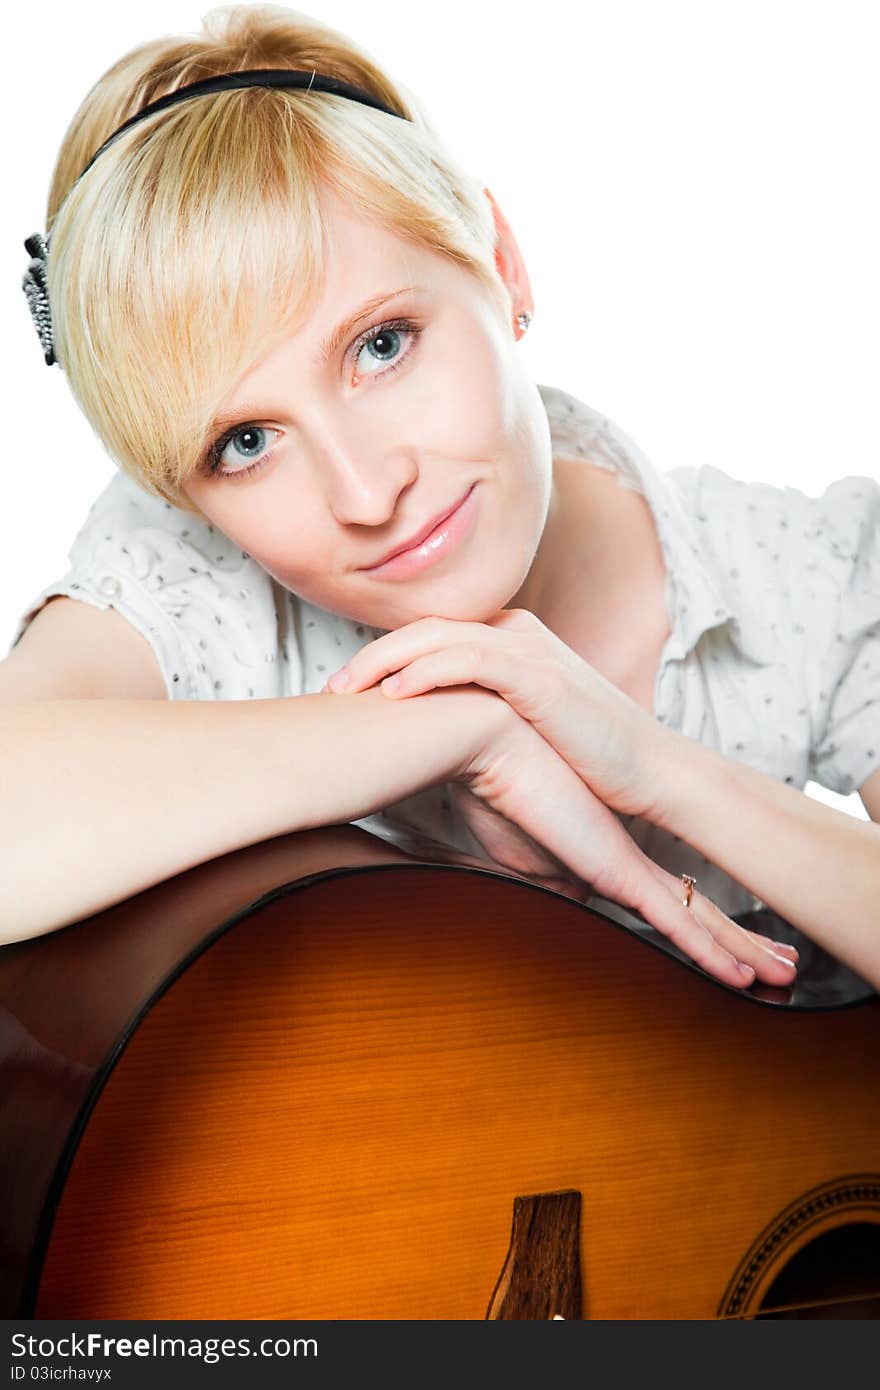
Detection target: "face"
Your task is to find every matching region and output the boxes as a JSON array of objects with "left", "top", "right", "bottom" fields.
[{"left": 181, "top": 186, "right": 554, "bottom": 632}]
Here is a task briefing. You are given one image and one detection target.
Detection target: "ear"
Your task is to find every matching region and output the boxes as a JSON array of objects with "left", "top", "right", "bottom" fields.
[{"left": 483, "top": 186, "right": 535, "bottom": 332}]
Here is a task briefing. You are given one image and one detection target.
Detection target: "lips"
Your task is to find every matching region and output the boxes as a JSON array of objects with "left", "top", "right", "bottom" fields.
[{"left": 360, "top": 487, "right": 474, "bottom": 570}]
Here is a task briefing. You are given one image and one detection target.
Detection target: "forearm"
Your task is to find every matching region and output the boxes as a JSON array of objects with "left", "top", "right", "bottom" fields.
[
  {"left": 0, "top": 688, "right": 492, "bottom": 944},
  {"left": 650, "top": 726, "right": 880, "bottom": 987}
]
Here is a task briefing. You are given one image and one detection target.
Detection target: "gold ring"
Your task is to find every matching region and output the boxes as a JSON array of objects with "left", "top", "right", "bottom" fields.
[{"left": 681, "top": 873, "right": 697, "bottom": 909}]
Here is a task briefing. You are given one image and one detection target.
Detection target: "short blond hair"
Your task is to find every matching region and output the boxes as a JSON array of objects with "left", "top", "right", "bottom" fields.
[{"left": 43, "top": 5, "right": 511, "bottom": 510}]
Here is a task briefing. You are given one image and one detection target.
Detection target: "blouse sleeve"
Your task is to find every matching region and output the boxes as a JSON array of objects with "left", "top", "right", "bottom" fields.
[
  {"left": 807, "top": 475, "right": 880, "bottom": 797},
  {"left": 7, "top": 471, "right": 295, "bottom": 702}
]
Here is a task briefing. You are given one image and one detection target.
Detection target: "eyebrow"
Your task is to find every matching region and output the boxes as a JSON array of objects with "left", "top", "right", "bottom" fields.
[
  {"left": 319, "top": 284, "right": 425, "bottom": 363},
  {"left": 205, "top": 285, "right": 426, "bottom": 439}
]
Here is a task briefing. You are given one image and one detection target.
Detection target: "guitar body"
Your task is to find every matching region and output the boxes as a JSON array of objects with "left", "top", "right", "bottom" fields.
[{"left": 1, "top": 823, "right": 878, "bottom": 1319}]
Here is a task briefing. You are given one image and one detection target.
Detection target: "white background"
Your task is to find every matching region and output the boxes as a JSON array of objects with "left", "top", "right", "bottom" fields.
[{"left": 2, "top": 1, "right": 877, "bottom": 820}]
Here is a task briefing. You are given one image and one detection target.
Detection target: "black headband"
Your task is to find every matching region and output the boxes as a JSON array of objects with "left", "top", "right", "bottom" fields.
[{"left": 22, "top": 68, "right": 409, "bottom": 366}]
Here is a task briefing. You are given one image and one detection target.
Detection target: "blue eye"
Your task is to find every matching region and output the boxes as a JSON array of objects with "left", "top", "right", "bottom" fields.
[
  {"left": 228, "top": 426, "right": 269, "bottom": 460},
  {"left": 348, "top": 317, "right": 423, "bottom": 389},
  {"left": 356, "top": 325, "right": 404, "bottom": 375},
  {"left": 203, "top": 316, "right": 423, "bottom": 481},
  {"left": 209, "top": 425, "right": 280, "bottom": 481}
]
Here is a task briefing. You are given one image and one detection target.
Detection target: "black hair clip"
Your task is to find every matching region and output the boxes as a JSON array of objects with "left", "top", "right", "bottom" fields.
[{"left": 22, "top": 232, "right": 56, "bottom": 367}]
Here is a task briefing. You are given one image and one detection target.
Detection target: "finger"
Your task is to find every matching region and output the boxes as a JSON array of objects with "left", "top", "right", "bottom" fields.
[
  {"left": 689, "top": 893, "right": 799, "bottom": 985},
  {"left": 638, "top": 857, "right": 798, "bottom": 983},
  {"left": 626, "top": 870, "right": 761, "bottom": 988},
  {"left": 379, "top": 650, "right": 567, "bottom": 737},
  {"left": 741, "top": 927, "right": 799, "bottom": 961},
  {"left": 375, "top": 646, "right": 485, "bottom": 698},
  {"left": 325, "top": 617, "right": 495, "bottom": 693}
]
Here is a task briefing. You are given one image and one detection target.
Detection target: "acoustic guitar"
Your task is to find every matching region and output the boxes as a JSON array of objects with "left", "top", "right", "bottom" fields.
[{"left": 1, "top": 820, "right": 877, "bottom": 1320}]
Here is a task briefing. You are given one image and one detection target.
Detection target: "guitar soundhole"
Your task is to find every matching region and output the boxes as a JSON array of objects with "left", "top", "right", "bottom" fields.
[{"left": 756, "top": 1223, "right": 880, "bottom": 1319}]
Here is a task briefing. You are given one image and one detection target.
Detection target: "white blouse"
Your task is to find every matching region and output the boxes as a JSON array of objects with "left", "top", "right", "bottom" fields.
[{"left": 8, "top": 383, "right": 879, "bottom": 918}]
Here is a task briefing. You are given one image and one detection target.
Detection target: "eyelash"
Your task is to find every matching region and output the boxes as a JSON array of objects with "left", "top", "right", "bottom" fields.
[{"left": 202, "top": 316, "right": 423, "bottom": 481}]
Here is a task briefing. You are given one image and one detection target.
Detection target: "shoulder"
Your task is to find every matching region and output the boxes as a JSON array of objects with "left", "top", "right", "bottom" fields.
[
  {"left": 666, "top": 462, "right": 880, "bottom": 795},
  {"left": 666, "top": 462, "right": 878, "bottom": 631},
  {"left": 668, "top": 460, "right": 878, "bottom": 548},
  {"left": 10, "top": 471, "right": 297, "bottom": 700}
]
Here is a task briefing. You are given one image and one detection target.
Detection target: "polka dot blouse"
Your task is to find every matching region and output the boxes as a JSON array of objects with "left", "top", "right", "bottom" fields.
[{"left": 8, "top": 382, "right": 879, "bottom": 919}]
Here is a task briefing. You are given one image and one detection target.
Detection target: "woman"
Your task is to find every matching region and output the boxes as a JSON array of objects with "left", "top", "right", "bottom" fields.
[{"left": 3, "top": 5, "right": 877, "bottom": 988}]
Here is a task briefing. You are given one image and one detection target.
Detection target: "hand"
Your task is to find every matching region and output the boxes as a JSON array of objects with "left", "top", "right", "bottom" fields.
[
  {"left": 323, "top": 617, "right": 799, "bottom": 988},
  {"left": 322, "top": 609, "right": 670, "bottom": 821},
  {"left": 449, "top": 706, "right": 799, "bottom": 988}
]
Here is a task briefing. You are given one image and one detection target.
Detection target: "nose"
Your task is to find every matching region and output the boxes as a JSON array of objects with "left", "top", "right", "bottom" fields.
[{"left": 312, "top": 418, "right": 420, "bottom": 529}]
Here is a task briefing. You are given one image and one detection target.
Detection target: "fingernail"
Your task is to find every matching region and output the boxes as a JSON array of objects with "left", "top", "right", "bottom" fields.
[
  {"left": 774, "top": 942, "right": 799, "bottom": 959},
  {"left": 737, "top": 962, "right": 755, "bottom": 979},
  {"left": 770, "top": 952, "right": 797, "bottom": 969},
  {"left": 328, "top": 667, "right": 350, "bottom": 692},
  {"left": 381, "top": 674, "right": 402, "bottom": 693}
]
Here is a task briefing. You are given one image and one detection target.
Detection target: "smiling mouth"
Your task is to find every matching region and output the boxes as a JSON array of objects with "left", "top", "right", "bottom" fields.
[
  {"left": 357, "top": 483, "right": 480, "bottom": 580},
  {"left": 361, "top": 487, "right": 474, "bottom": 571}
]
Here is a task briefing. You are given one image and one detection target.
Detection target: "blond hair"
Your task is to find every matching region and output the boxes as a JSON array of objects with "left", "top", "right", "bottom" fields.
[{"left": 43, "top": 5, "right": 511, "bottom": 510}]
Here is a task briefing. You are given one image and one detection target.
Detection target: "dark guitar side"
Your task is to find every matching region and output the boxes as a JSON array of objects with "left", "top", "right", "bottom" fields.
[{"left": 0, "top": 823, "right": 877, "bottom": 1320}]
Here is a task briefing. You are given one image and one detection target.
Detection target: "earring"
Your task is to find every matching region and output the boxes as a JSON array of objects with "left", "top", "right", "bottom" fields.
[{"left": 516, "top": 310, "right": 532, "bottom": 334}]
